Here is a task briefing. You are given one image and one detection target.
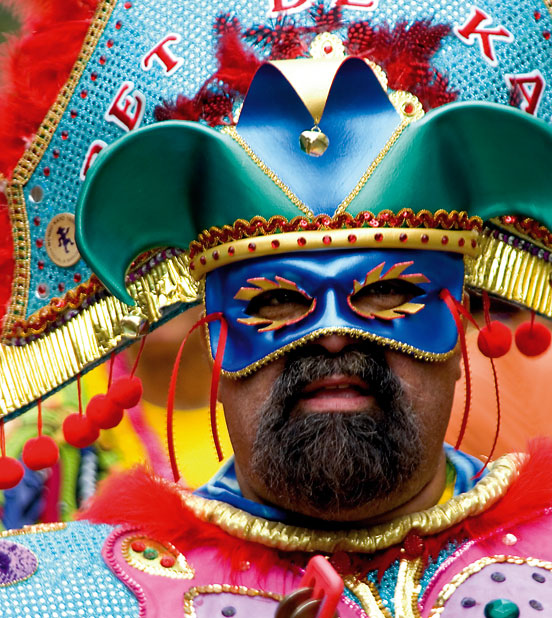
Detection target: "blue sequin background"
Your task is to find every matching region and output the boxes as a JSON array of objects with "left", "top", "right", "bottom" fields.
[{"left": 22, "top": 0, "right": 552, "bottom": 318}]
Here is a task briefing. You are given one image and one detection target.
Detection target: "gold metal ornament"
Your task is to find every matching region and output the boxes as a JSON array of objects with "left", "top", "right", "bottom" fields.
[{"left": 299, "top": 126, "right": 330, "bottom": 157}]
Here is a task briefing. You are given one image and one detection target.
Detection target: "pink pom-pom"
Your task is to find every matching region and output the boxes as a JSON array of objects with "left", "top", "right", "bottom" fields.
[
  {"left": 86, "top": 394, "right": 124, "bottom": 430},
  {"left": 0, "top": 456, "right": 24, "bottom": 489},
  {"left": 477, "top": 321, "right": 512, "bottom": 358},
  {"left": 515, "top": 321, "right": 552, "bottom": 357},
  {"left": 22, "top": 436, "right": 59, "bottom": 470},
  {"left": 108, "top": 376, "right": 143, "bottom": 409},
  {"left": 62, "top": 414, "right": 99, "bottom": 448}
]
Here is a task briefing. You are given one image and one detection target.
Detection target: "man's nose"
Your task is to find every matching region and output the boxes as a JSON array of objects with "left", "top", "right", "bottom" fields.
[{"left": 314, "top": 334, "right": 358, "bottom": 355}]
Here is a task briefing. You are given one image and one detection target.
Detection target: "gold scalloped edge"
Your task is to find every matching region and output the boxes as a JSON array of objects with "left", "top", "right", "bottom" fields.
[
  {"left": 183, "top": 584, "right": 282, "bottom": 618},
  {"left": 208, "top": 325, "right": 457, "bottom": 381},
  {"left": 3, "top": 0, "right": 116, "bottom": 339},
  {"left": 0, "top": 252, "right": 199, "bottom": 417},
  {"left": 179, "top": 454, "right": 520, "bottom": 553},
  {"left": 0, "top": 522, "right": 66, "bottom": 537},
  {"left": 465, "top": 228, "right": 552, "bottom": 317},
  {"left": 429, "top": 554, "right": 552, "bottom": 615},
  {"left": 191, "top": 228, "right": 480, "bottom": 279}
]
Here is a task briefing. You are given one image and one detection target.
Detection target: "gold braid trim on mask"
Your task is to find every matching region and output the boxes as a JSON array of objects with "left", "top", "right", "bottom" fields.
[{"left": 179, "top": 454, "right": 520, "bottom": 553}]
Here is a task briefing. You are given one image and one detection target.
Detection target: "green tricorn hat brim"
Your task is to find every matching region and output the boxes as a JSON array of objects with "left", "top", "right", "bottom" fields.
[{"left": 76, "top": 101, "right": 552, "bottom": 306}]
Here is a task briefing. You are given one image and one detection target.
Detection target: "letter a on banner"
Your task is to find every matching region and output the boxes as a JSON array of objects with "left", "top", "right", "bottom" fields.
[{"left": 505, "top": 70, "right": 546, "bottom": 115}]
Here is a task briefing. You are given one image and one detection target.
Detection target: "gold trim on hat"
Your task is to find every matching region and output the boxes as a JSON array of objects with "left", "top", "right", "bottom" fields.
[
  {"left": 0, "top": 252, "right": 199, "bottom": 418},
  {"left": 465, "top": 227, "right": 552, "bottom": 317},
  {"left": 191, "top": 228, "right": 480, "bottom": 279},
  {"left": 3, "top": 0, "right": 116, "bottom": 339},
  {"left": 179, "top": 454, "right": 519, "bottom": 553}
]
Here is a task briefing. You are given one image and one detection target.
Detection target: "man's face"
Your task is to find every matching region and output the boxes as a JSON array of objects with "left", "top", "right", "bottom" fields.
[{"left": 219, "top": 335, "right": 461, "bottom": 524}]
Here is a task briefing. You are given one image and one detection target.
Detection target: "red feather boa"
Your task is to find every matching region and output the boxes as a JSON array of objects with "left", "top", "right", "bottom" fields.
[
  {"left": 0, "top": 0, "right": 98, "bottom": 325},
  {"left": 80, "top": 439, "right": 552, "bottom": 577}
]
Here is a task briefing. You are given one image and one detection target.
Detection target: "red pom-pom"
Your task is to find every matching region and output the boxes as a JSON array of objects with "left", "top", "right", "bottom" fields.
[
  {"left": 22, "top": 435, "right": 59, "bottom": 470},
  {"left": 515, "top": 321, "right": 552, "bottom": 357},
  {"left": 62, "top": 414, "right": 99, "bottom": 448},
  {"left": 86, "top": 394, "right": 124, "bottom": 430},
  {"left": 477, "top": 321, "right": 512, "bottom": 358},
  {"left": 0, "top": 456, "right": 24, "bottom": 489},
  {"left": 108, "top": 376, "right": 143, "bottom": 409}
]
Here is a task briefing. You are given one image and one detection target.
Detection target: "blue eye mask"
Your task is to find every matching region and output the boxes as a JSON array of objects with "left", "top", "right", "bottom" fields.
[{"left": 205, "top": 249, "right": 465, "bottom": 375}]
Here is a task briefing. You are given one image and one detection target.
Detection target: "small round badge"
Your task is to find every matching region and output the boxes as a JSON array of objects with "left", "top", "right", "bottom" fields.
[{"left": 45, "top": 213, "right": 80, "bottom": 267}]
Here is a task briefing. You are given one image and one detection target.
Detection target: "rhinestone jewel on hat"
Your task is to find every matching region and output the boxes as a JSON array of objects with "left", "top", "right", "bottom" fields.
[{"left": 299, "top": 125, "right": 329, "bottom": 157}]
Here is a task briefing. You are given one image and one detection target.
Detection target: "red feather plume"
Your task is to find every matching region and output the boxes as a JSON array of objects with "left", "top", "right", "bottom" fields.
[{"left": 79, "top": 466, "right": 292, "bottom": 579}]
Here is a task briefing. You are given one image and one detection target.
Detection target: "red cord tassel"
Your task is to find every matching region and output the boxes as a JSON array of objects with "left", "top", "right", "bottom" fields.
[{"left": 167, "top": 312, "right": 228, "bottom": 483}]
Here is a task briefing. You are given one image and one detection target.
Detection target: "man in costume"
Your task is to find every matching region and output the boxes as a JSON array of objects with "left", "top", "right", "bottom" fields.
[{"left": 2, "top": 1, "right": 552, "bottom": 617}]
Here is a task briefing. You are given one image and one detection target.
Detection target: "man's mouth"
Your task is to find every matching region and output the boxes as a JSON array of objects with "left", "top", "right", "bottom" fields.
[{"left": 298, "top": 374, "right": 374, "bottom": 413}]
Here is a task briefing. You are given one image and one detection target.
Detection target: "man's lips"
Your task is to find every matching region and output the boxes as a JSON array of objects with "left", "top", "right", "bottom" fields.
[{"left": 298, "top": 375, "right": 374, "bottom": 412}]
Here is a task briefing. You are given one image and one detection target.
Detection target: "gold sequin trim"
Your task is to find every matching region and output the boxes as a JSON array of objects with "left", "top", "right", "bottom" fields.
[
  {"left": 183, "top": 584, "right": 282, "bottom": 618},
  {"left": 207, "top": 326, "right": 457, "bottom": 381},
  {"left": 179, "top": 455, "right": 519, "bottom": 553},
  {"left": 122, "top": 535, "right": 195, "bottom": 579},
  {"left": 0, "top": 252, "right": 199, "bottom": 417},
  {"left": 191, "top": 229, "right": 479, "bottom": 279},
  {"left": 223, "top": 116, "right": 410, "bottom": 222},
  {"left": 395, "top": 557, "right": 424, "bottom": 618},
  {"left": 429, "top": 554, "right": 552, "bottom": 616},
  {"left": 334, "top": 119, "right": 409, "bottom": 216},
  {"left": 222, "top": 127, "right": 315, "bottom": 219},
  {"left": 343, "top": 576, "right": 393, "bottom": 618},
  {"left": 0, "top": 522, "right": 66, "bottom": 537},
  {"left": 465, "top": 228, "right": 552, "bottom": 317},
  {"left": 3, "top": 0, "right": 116, "bottom": 338}
]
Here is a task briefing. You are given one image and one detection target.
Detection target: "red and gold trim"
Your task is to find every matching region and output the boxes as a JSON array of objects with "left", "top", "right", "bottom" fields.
[
  {"left": 190, "top": 227, "right": 480, "bottom": 280},
  {"left": 190, "top": 210, "right": 483, "bottom": 257}
]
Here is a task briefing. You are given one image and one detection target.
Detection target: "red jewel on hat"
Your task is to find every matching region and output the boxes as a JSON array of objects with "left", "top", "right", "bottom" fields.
[
  {"left": 322, "top": 235, "right": 332, "bottom": 245},
  {"left": 374, "top": 233, "right": 383, "bottom": 242}
]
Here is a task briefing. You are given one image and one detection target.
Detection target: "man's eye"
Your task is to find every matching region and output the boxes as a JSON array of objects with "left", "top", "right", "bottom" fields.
[
  {"left": 350, "top": 279, "right": 424, "bottom": 314},
  {"left": 246, "top": 289, "right": 313, "bottom": 321}
]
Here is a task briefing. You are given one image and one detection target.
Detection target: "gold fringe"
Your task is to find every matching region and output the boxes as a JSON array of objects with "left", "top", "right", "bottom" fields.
[
  {"left": 3, "top": 0, "right": 116, "bottom": 338},
  {"left": 0, "top": 253, "right": 199, "bottom": 417},
  {"left": 465, "top": 231, "right": 552, "bottom": 316},
  {"left": 179, "top": 455, "right": 519, "bottom": 553}
]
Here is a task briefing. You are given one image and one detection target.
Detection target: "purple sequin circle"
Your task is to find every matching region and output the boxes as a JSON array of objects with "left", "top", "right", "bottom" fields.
[{"left": 0, "top": 540, "right": 38, "bottom": 586}]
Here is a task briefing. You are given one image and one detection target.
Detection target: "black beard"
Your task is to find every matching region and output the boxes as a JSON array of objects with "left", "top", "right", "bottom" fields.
[{"left": 250, "top": 347, "right": 423, "bottom": 515}]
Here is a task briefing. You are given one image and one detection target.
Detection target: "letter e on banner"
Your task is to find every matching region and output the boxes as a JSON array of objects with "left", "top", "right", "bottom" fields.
[
  {"left": 141, "top": 33, "right": 184, "bottom": 76},
  {"left": 332, "top": 0, "right": 378, "bottom": 10},
  {"left": 454, "top": 7, "right": 513, "bottom": 67},
  {"left": 80, "top": 140, "right": 107, "bottom": 181},
  {"left": 268, "top": 0, "right": 314, "bottom": 16},
  {"left": 105, "top": 81, "right": 146, "bottom": 132},
  {"left": 505, "top": 70, "right": 545, "bottom": 115}
]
